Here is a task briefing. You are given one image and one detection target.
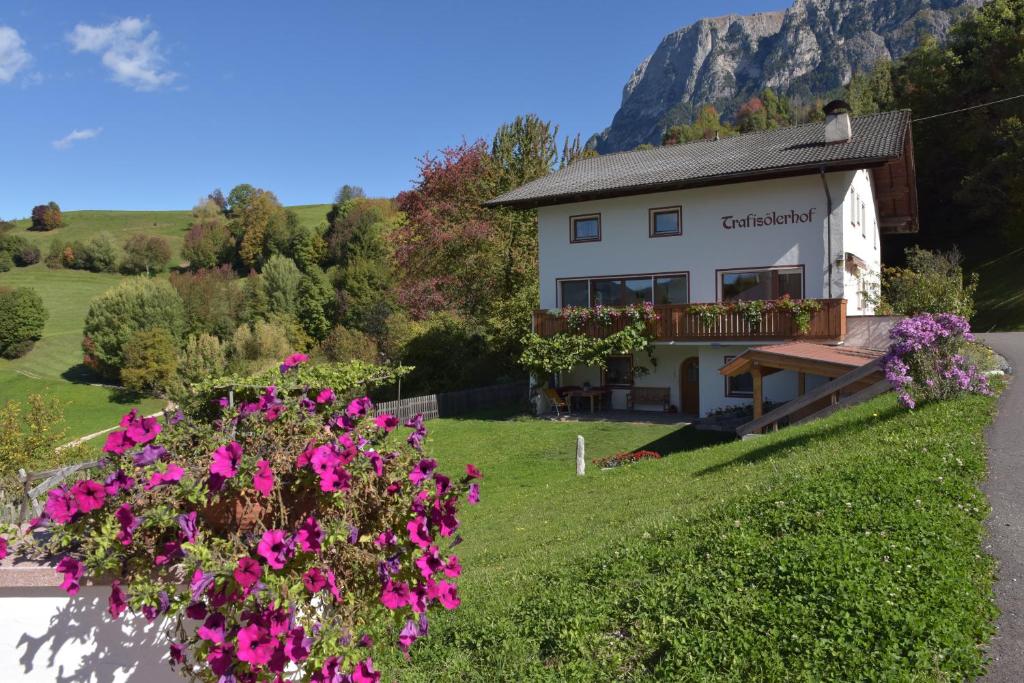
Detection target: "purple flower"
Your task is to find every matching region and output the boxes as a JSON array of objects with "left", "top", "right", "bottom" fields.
[
  {"left": 279, "top": 353, "right": 309, "bottom": 373},
  {"left": 296, "top": 516, "right": 322, "bottom": 553},
  {"left": 108, "top": 580, "right": 127, "bottom": 618},
  {"left": 190, "top": 568, "right": 215, "bottom": 600},
  {"left": 103, "top": 469, "right": 135, "bottom": 496},
  {"left": 468, "top": 483, "right": 480, "bottom": 505},
  {"left": 408, "top": 458, "right": 437, "bottom": 485},
  {"left": 133, "top": 444, "right": 167, "bottom": 467},
  {"left": 178, "top": 511, "right": 198, "bottom": 542},
  {"left": 257, "top": 529, "right": 294, "bottom": 570},
  {"left": 115, "top": 503, "right": 140, "bottom": 545},
  {"left": 210, "top": 441, "right": 243, "bottom": 479},
  {"left": 70, "top": 479, "right": 106, "bottom": 513},
  {"left": 303, "top": 567, "right": 327, "bottom": 593},
  {"left": 45, "top": 487, "right": 78, "bottom": 524},
  {"left": 56, "top": 556, "right": 84, "bottom": 596},
  {"left": 253, "top": 459, "right": 274, "bottom": 497}
]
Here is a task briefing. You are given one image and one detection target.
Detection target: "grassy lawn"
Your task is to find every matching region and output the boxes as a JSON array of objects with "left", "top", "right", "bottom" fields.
[{"left": 387, "top": 392, "right": 998, "bottom": 681}]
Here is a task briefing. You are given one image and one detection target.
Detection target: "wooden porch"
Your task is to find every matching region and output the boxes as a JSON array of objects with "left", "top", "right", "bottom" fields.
[{"left": 533, "top": 299, "right": 847, "bottom": 342}]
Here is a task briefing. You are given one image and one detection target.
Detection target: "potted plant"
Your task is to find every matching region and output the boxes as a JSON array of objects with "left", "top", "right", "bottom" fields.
[{"left": 12, "top": 355, "right": 482, "bottom": 682}]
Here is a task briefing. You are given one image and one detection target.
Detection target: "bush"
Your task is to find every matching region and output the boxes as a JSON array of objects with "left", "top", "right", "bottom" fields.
[
  {"left": 22, "top": 358, "right": 472, "bottom": 682},
  {"left": 319, "top": 325, "right": 380, "bottom": 363},
  {"left": 296, "top": 266, "right": 335, "bottom": 341},
  {"left": 179, "top": 333, "right": 228, "bottom": 385},
  {"left": 29, "top": 202, "right": 62, "bottom": 231},
  {"left": 120, "top": 327, "right": 180, "bottom": 395},
  {"left": 82, "top": 278, "right": 186, "bottom": 378},
  {"left": 72, "top": 233, "right": 120, "bottom": 273},
  {"left": 400, "top": 313, "right": 517, "bottom": 394},
  {"left": 231, "top": 321, "right": 293, "bottom": 372},
  {"left": 169, "top": 266, "right": 245, "bottom": 340},
  {"left": 261, "top": 254, "right": 303, "bottom": 314},
  {"left": 121, "top": 234, "right": 172, "bottom": 274},
  {"left": 0, "top": 287, "right": 48, "bottom": 358},
  {"left": 15, "top": 244, "right": 40, "bottom": 266},
  {"left": 0, "top": 234, "right": 33, "bottom": 267},
  {"left": 184, "top": 200, "right": 235, "bottom": 269},
  {"left": 0, "top": 396, "right": 85, "bottom": 498},
  {"left": 882, "top": 313, "right": 992, "bottom": 409},
  {"left": 874, "top": 246, "right": 978, "bottom": 319},
  {"left": 0, "top": 251, "right": 11, "bottom": 273},
  {"left": 45, "top": 238, "right": 67, "bottom": 269}
]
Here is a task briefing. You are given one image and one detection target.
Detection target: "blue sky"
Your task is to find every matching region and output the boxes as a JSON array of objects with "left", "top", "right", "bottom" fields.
[{"left": 0, "top": 1, "right": 782, "bottom": 218}]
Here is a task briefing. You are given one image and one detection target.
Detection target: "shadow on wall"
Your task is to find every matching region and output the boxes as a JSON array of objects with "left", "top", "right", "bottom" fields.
[{"left": 2, "top": 586, "right": 180, "bottom": 683}]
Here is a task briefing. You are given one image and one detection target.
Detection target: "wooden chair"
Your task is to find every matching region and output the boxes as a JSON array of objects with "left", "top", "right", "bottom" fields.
[{"left": 544, "top": 388, "right": 570, "bottom": 416}]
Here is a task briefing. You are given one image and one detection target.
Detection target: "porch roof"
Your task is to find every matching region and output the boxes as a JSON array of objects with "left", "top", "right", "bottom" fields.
[{"left": 720, "top": 341, "right": 883, "bottom": 379}]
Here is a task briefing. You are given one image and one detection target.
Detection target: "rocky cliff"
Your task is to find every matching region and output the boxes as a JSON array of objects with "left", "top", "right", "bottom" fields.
[{"left": 592, "top": 0, "right": 982, "bottom": 152}]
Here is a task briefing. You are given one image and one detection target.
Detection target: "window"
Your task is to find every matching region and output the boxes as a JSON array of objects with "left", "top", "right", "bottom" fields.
[
  {"left": 719, "top": 267, "right": 803, "bottom": 301},
  {"left": 570, "top": 214, "right": 601, "bottom": 243},
  {"left": 649, "top": 206, "right": 682, "bottom": 237},
  {"left": 724, "top": 355, "right": 753, "bottom": 397},
  {"left": 558, "top": 272, "right": 689, "bottom": 307},
  {"left": 861, "top": 200, "right": 866, "bottom": 238},
  {"left": 604, "top": 356, "right": 633, "bottom": 387}
]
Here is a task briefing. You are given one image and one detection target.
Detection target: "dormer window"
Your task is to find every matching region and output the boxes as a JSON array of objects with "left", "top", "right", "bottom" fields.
[
  {"left": 570, "top": 214, "right": 601, "bottom": 243},
  {"left": 649, "top": 206, "right": 682, "bottom": 237}
]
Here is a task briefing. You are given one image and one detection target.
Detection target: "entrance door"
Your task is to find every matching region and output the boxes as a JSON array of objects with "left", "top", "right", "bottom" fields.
[{"left": 680, "top": 357, "right": 699, "bottom": 415}]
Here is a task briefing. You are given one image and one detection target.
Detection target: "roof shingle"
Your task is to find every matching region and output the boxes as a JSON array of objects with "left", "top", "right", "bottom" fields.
[{"left": 485, "top": 110, "right": 911, "bottom": 208}]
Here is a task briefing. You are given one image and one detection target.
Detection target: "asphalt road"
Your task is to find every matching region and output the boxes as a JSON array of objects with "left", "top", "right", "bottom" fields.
[{"left": 978, "top": 332, "right": 1024, "bottom": 681}]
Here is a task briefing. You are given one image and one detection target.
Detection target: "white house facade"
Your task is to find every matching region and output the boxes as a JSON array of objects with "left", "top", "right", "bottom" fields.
[{"left": 487, "top": 105, "right": 918, "bottom": 418}]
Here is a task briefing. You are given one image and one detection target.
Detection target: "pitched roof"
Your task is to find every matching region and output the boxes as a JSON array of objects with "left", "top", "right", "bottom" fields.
[{"left": 485, "top": 110, "right": 912, "bottom": 209}]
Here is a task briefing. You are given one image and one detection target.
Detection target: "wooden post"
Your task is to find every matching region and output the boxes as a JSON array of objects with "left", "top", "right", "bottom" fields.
[
  {"left": 576, "top": 435, "right": 585, "bottom": 476},
  {"left": 751, "top": 365, "right": 763, "bottom": 421},
  {"left": 797, "top": 372, "right": 806, "bottom": 396}
]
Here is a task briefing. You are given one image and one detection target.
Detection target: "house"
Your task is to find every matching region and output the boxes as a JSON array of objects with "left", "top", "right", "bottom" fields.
[{"left": 485, "top": 102, "right": 918, "bottom": 417}]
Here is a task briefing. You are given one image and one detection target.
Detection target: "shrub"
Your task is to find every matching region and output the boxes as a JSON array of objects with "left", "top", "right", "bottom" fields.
[
  {"left": 45, "top": 238, "right": 67, "bottom": 269},
  {"left": 29, "top": 202, "right": 63, "bottom": 231},
  {"left": 261, "top": 254, "right": 303, "bottom": 314},
  {"left": 320, "top": 325, "right": 380, "bottom": 363},
  {"left": 179, "top": 333, "right": 228, "bottom": 385},
  {"left": 122, "top": 234, "right": 172, "bottom": 275},
  {"left": 0, "top": 251, "right": 11, "bottom": 273},
  {"left": 882, "top": 313, "right": 992, "bottom": 409},
  {"left": 0, "top": 396, "right": 85, "bottom": 498},
  {"left": 296, "top": 266, "right": 335, "bottom": 341},
  {"left": 72, "top": 233, "right": 120, "bottom": 273},
  {"left": 15, "top": 244, "right": 41, "bottom": 266},
  {"left": 14, "top": 357, "right": 474, "bottom": 681},
  {"left": 231, "top": 321, "right": 293, "bottom": 372},
  {"left": 82, "top": 278, "right": 186, "bottom": 378},
  {"left": 0, "top": 218, "right": 16, "bottom": 233},
  {"left": 400, "top": 313, "right": 514, "bottom": 394},
  {"left": 0, "top": 234, "right": 33, "bottom": 266},
  {"left": 120, "top": 327, "right": 180, "bottom": 395},
  {"left": 874, "top": 246, "right": 979, "bottom": 319},
  {"left": 184, "top": 200, "right": 235, "bottom": 269},
  {"left": 170, "top": 266, "right": 245, "bottom": 339},
  {"left": 0, "top": 287, "right": 48, "bottom": 358}
]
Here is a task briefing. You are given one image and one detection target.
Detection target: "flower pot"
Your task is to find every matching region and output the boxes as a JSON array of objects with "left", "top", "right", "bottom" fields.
[{"left": 200, "top": 491, "right": 317, "bottom": 535}]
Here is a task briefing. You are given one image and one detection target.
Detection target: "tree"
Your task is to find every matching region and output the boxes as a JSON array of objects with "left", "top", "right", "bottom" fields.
[
  {"left": 0, "top": 287, "right": 47, "bottom": 358},
  {"left": 873, "top": 247, "right": 979, "bottom": 318},
  {"left": 296, "top": 266, "right": 335, "bottom": 341},
  {"left": 122, "top": 234, "right": 171, "bottom": 275},
  {"left": 328, "top": 198, "right": 397, "bottom": 336},
  {"left": 0, "top": 234, "right": 38, "bottom": 267},
  {"left": 261, "top": 254, "right": 303, "bottom": 314},
  {"left": 169, "top": 266, "right": 245, "bottom": 339},
  {"left": 29, "top": 202, "right": 63, "bottom": 231},
  {"left": 120, "top": 327, "right": 179, "bottom": 395},
  {"left": 334, "top": 184, "right": 365, "bottom": 204},
  {"left": 178, "top": 333, "right": 227, "bottom": 384},
  {"left": 72, "top": 233, "right": 120, "bottom": 273},
  {"left": 234, "top": 190, "right": 288, "bottom": 270},
  {"left": 226, "top": 183, "right": 259, "bottom": 216},
  {"left": 664, "top": 105, "right": 735, "bottom": 144},
  {"left": 82, "top": 278, "right": 186, "bottom": 379},
  {"left": 319, "top": 325, "right": 379, "bottom": 363},
  {"left": 289, "top": 224, "right": 327, "bottom": 272},
  {"left": 184, "top": 198, "right": 235, "bottom": 269},
  {"left": 0, "top": 395, "right": 84, "bottom": 498},
  {"left": 207, "top": 188, "right": 228, "bottom": 213}
]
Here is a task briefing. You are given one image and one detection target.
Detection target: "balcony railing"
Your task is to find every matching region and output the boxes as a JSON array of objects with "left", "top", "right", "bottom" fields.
[{"left": 532, "top": 299, "right": 847, "bottom": 342}]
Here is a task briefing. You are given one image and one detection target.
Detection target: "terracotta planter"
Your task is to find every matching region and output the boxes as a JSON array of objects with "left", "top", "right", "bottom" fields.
[{"left": 200, "top": 493, "right": 317, "bottom": 535}]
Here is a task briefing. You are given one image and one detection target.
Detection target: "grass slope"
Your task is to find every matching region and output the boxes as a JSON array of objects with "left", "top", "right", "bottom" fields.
[
  {"left": 0, "top": 205, "right": 332, "bottom": 440},
  {"left": 970, "top": 244, "right": 1024, "bottom": 332},
  {"left": 391, "top": 393, "right": 998, "bottom": 681}
]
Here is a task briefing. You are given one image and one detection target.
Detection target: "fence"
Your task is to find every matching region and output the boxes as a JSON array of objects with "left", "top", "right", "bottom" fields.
[{"left": 373, "top": 381, "right": 529, "bottom": 422}]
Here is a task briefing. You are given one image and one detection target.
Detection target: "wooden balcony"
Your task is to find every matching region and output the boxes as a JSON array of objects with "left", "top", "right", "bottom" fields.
[{"left": 532, "top": 299, "right": 847, "bottom": 342}]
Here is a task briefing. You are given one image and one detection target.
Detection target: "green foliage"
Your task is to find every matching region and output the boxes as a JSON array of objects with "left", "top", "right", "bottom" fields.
[
  {"left": 334, "top": 184, "right": 365, "bottom": 204},
  {"left": 184, "top": 199, "right": 235, "bottom": 269},
  {"left": 71, "top": 232, "right": 121, "bottom": 273},
  {"left": 736, "top": 88, "right": 796, "bottom": 132},
  {"left": 234, "top": 190, "right": 289, "bottom": 269},
  {"left": 178, "top": 333, "right": 228, "bottom": 385},
  {"left": 261, "top": 254, "right": 303, "bottom": 314},
  {"left": 121, "top": 234, "right": 172, "bottom": 275},
  {"left": 120, "top": 327, "right": 180, "bottom": 394},
  {"left": 0, "top": 287, "right": 48, "bottom": 358},
  {"left": 0, "top": 233, "right": 36, "bottom": 267},
  {"left": 319, "top": 325, "right": 380, "bottom": 363},
  {"left": 0, "top": 251, "right": 12, "bottom": 272},
  {"left": 0, "top": 395, "right": 85, "bottom": 498},
  {"left": 296, "top": 266, "right": 335, "bottom": 341},
  {"left": 230, "top": 320, "right": 293, "bottom": 373},
  {"left": 329, "top": 200, "right": 396, "bottom": 335},
  {"left": 288, "top": 223, "right": 327, "bottom": 272},
  {"left": 872, "top": 246, "right": 978, "bottom": 318},
  {"left": 400, "top": 313, "right": 516, "bottom": 394},
  {"left": 664, "top": 104, "right": 736, "bottom": 144},
  {"left": 29, "top": 201, "right": 63, "bottom": 231},
  {"left": 169, "top": 266, "right": 245, "bottom": 340},
  {"left": 82, "top": 278, "right": 186, "bottom": 378}
]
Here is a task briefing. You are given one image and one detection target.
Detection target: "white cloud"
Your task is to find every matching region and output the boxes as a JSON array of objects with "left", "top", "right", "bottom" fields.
[
  {"left": 0, "top": 26, "right": 32, "bottom": 83},
  {"left": 67, "top": 17, "right": 176, "bottom": 90},
  {"left": 52, "top": 127, "right": 102, "bottom": 150}
]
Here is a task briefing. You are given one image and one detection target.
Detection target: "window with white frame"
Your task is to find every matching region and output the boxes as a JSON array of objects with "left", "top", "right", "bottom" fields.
[{"left": 558, "top": 272, "right": 689, "bottom": 307}]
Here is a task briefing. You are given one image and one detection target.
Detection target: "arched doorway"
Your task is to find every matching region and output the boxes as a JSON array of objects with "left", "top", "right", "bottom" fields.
[{"left": 680, "top": 357, "right": 699, "bottom": 415}]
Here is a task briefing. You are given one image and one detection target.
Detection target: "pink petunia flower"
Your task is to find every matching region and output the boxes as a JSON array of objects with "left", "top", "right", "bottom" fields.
[
  {"left": 102, "top": 430, "right": 132, "bottom": 455},
  {"left": 256, "top": 529, "right": 293, "bottom": 570},
  {"left": 406, "top": 515, "right": 432, "bottom": 548},
  {"left": 56, "top": 556, "right": 84, "bottom": 596},
  {"left": 114, "top": 503, "right": 140, "bottom": 546},
  {"left": 408, "top": 458, "right": 437, "bottom": 486},
  {"left": 253, "top": 459, "right": 274, "bottom": 497},
  {"left": 237, "top": 624, "right": 276, "bottom": 665},
  {"left": 374, "top": 414, "right": 399, "bottom": 432},
  {"left": 346, "top": 396, "right": 373, "bottom": 418},
  {"left": 379, "top": 579, "right": 411, "bottom": 610},
  {"left": 197, "top": 613, "right": 226, "bottom": 644},
  {"left": 465, "top": 463, "right": 483, "bottom": 479},
  {"left": 352, "top": 658, "right": 381, "bottom": 683},
  {"left": 284, "top": 627, "right": 310, "bottom": 663},
  {"left": 0, "top": 537, "right": 7, "bottom": 561},
  {"left": 428, "top": 579, "right": 460, "bottom": 610},
  {"left": 210, "top": 441, "right": 243, "bottom": 479},
  {"left": 104, "top": 469, "right": 135, "bottom": 496},
  {"left": 302, "top": 567, "right": 327, "bottom": 593},
  {"left": 125, "top": 415, "right": 161, "bottom": 445},
  {"left": 108, "top": 580, "right": 127, "bottom": 618},
  {"left": 71, "top": 479, "right": 106, "bottom": 514},
  {"left": 468, "top": 483, "right": 480, "bottom": 505},
  {"left": 374, "top": 529, "right": 397, "bottom": 547},
  {"left": 45, "top": 487, "right": 78, "bottom": 524},
  {"left": 279, "top": 353, "right": 309, "bottom": 373},
  {"left": 315, "top": 388, "right": 335, "bottom": 404},
  {"left": 168, "top": 642, "right": 186, "bottom": 666},
  {"left": 143, "top": 463, "right": 184, "bottom": 491},
  {"left": 234, "top": 556, "right": 262, "bottom": 592},
  {"left": 296, "top": 516, "right": 322, "bottom": 553},
  {"left": 206, "top": 643, "right": 235, "bottom": 677}
]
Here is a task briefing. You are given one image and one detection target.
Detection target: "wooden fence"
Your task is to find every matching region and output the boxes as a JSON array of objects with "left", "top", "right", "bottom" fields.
[{"left": 373, "top": 381, "right": 529, "bottom": 422}]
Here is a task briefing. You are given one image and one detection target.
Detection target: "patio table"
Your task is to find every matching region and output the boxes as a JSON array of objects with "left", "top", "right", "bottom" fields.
[{"left": 565, "top": 388, "right": 609, "bottom": 413}]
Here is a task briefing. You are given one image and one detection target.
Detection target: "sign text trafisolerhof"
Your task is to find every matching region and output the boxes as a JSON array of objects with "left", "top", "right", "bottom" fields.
[{"left": 721, "top": 208, "right": 816, "bottom": 230}]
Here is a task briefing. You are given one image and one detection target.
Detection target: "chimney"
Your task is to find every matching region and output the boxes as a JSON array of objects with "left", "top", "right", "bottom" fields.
[{"left": 823, "top": 99, "right": 852, "bottom": 144}]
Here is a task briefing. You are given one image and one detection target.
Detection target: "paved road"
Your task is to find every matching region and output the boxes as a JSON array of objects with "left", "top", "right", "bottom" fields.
[{"left": 979, "top": 332, "right": 1024, "bottom": 681}]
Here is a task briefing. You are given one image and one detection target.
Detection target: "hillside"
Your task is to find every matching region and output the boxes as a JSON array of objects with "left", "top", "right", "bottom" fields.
[
  {"left": 0, "top": 205, "right": 332, "bottom": 440},
  {"left": 591, "top": 0, "right": 981, "bottom": 152}
]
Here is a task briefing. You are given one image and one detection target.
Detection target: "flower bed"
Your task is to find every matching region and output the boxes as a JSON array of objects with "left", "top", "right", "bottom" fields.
[
  {"left": 593, "top": 450, "right": 662, "bottom": 469},
  {"left": 2, "top": 355, "right": 482, "bottom": 682}
]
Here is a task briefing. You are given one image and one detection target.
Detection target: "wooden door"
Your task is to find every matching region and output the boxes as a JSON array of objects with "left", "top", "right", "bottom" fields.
[{"left": 680, "top": 357, "right": 700, "bottom": 415}]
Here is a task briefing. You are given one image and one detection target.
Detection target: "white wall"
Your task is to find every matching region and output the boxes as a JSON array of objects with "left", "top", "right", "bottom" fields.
[
  {"left": 0, "top": 586, "right": 178, "bottom": 682},
  {"left": 840, "top": 169, "right": 883, "bottom": 314},
  {"left": 537, "top": 172, "right": 865, "bottom": 309}
]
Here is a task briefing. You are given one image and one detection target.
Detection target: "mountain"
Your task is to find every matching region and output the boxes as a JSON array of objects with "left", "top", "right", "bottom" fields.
[{"left": 591, "top": 0, "right": 982, "bottom": 153}]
